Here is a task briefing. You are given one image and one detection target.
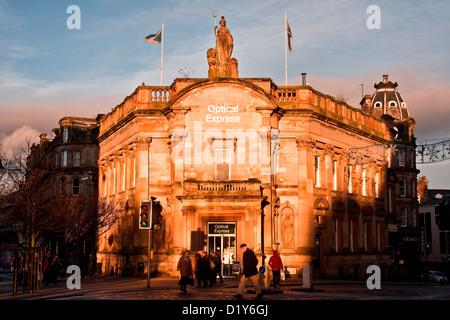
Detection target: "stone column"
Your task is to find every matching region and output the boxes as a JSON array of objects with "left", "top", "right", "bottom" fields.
[
  {"left": 166, "top": 108, "right": 189, "bottom": 255},
  {"left": 295, "top": 138, "right": 316, "bottom": 268}
]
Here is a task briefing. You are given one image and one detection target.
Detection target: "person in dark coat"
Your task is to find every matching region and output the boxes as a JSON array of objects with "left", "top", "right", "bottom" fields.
[
  {"left": 51, "top": 254, "right": 62, "bottom": 285},
  {"left": 198, "top": 251, "right": 211, "bottom": 287},
  {"left": 43, "top": 252, "right": 53, "bottom": 286},
  {"left": 194, "top": 252, "right": 202, "bottom": 287},
  {"left": 177, "top": 250, "right": 193, "bottom": 294},
  {"left": 216, "top": 251, "right": 224, "bottom": 283},
  {"left": 209, "top": 251, "right": 220, "bottom": 285},
  {"left": 235, "top": 243, "right": 263, "bottom": 299}
]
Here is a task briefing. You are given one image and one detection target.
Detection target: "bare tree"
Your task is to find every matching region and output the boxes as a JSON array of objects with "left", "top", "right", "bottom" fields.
[
  {"left": 178, "top": 66, "right": 196, "bottom": 78},
  {"left": 61, "top": 195, "right": 122, "bottom": 267},
  {"left": 336, "top": 93, "right": 349, "bottom": 104},
  {"left": 0, "top": 143, "right": 67, "bottom": 293}
]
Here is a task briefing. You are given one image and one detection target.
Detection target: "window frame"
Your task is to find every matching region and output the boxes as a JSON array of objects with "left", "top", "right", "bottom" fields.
[{"left": 214, "top": 148, "right": 231, "bottom": 181}]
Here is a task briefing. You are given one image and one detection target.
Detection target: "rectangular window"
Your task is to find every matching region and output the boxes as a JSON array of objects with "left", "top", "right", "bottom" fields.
[
  {"left": 350, "top": 221, "right": 354, "bottom": 252},
  {"left": 122, "top": 161, "right": 126, "bottom": 191},
  {"left": 375, "top": 172, "right": 380, "bottom": 198},
  {"left": 362, "top": 168, "right": 367, "bottom": 196},
  {"left": 398, "top": 148, "right": 405, "bottom": 167},
  {"left": 377, "top": 223, "right": 381, "bottom": 252},
  {"left": 133, "top": 157, "right": 136, "bottom": 188},
  {"left": 102, "top": 172, "right": 107, "bottom": 197},
  {"left": 215, "top": 149, "right": 230, "bottom": 180},
  {"left": 314, "top": 156, "right": 321, "bottom": 188},
  {"left": 364, "top": 222, "right": 368, "bottom": 251},
  {"left": 73, "top": 150, "right": 81, "bottom": 166},
  {"left": 112, "top": 166, "right": 116, "bottom": 194},
  {"left": 332, "top": 160, "right": 338, "bottom": 191},
  {"left": 399, "top": 179, "right": 406, "bottom": 197},
  {"left": 400, "top": 208, "right": 407, "bottom": 227},
  {"left": 334, "top": 218, "right": 339, "bottom": 252},
  {"left": 63, "top": 127, "right": 69, "bottom": 142},
  {"left": 348, "top": 166, "right": 353, "bottom": 194},
  {"left": 72, "top": 178, "right": 79, "bottom": 195},
  {"left": 61, "top": 150, "right": 67, "bottom": 167}
]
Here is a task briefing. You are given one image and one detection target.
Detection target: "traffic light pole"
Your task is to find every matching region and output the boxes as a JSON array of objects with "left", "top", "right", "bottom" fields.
[
  {"left": 147, "top": 139, "right": 151, "bottom": 288},
  {"left": 147, "top": 228, "right": 151, "bottom": 288}
]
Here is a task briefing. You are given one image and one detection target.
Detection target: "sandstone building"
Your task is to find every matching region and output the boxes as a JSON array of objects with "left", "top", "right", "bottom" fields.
[{"left": 96, "top": 18, "right": 419, "bottom": 279}]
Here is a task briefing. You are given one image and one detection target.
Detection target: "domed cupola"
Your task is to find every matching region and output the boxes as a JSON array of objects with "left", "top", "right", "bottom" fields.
[{"left": 367, "top": 74, "right": 409, "bottom": 121}]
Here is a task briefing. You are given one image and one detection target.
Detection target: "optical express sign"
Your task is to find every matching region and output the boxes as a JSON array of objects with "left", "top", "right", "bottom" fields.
[
  {"left": 208, "top": 223, "right": 236, "bottom": 235},
  {"left": 205, "top": 104, "right": 240, "bottom": 123}
]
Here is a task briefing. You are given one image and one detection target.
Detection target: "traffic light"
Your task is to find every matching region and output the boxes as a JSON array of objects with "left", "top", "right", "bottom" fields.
[
  {"left": 151, "top": 197, "right": 163, "bottom": 230},
  {"left": 435, "top": 201, "right": 450, "bottom": 231},
  {"left": 139, "top": 200, "right": 151, "bottom": 229},
  {"left": 424, "top": 242, "right": 431, "bottom": 256}
]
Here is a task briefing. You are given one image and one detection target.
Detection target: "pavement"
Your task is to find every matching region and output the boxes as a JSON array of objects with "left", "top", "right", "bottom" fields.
[
  {"left": 1, "top": 272, "right": 449, "bottom": 319},
  {"left": 1, "top": 272, "right": 449, "bottom": 301}
]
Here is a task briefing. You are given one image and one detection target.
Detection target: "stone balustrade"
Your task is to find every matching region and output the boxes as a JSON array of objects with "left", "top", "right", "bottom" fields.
[{"left": 184, "top": 179, "right": 261, "bottom": 197}]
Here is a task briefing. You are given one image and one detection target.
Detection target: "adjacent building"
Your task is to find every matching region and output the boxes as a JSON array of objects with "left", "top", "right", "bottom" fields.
[
  {"left": 418, "top": 177, "right": 450, "bottom": 275},
  {"left": 29, "top": 117, "right": 99, "bottom": 268}
]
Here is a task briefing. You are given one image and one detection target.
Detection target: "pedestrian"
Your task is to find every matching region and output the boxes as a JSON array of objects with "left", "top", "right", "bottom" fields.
[
  {"left": 235, "top": 243, "right": 263, "bottom": 299},
  {"left": 43, "top": 252, "right": 53, "bottom": 286},
  {"left": 198, "top": 251, "right": 211, "bottom": 287},
  {"left": 268, "top": 249, "right": 284, "bottom": 289},
  {"left": 209, "top": 251, "right": 220, "bottom": 285},
  {"left": 216, "top": 251, "right": 224, "bottom": 283},
  {"left": 177, "top": 250, "right": 193, "bottom": 294},
  {"left": 194, "top": 251, "right": 202, "bottom": 287},
  {"left": 51, "top": 254, "right": 62, "bottom": 285}
]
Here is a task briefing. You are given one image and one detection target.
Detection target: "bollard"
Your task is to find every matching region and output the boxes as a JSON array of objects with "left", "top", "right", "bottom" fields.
[{"left": 302, "top": 266, "right": 312, "bottom": 289}]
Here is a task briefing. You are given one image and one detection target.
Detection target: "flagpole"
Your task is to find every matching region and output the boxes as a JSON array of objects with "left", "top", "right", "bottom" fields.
[
  {"left": 285, "top": 11, "right": 288, "bottom": 86},
  {"left": 160, "top": 21, "right": 164, "bottom": 86}
]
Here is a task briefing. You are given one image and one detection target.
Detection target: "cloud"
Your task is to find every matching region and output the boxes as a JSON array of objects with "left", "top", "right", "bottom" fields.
[{"left": 0, "top": 125, "right": 40, "bottom": 157}]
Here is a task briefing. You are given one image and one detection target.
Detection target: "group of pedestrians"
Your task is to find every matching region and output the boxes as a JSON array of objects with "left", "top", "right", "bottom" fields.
[
  {"left": 177, "top": 244, "right": 284, "bottom": 298},
  {"left": 43, "top": 252, "right": 62, "bottom": 286},
  {"left": 177, "top": 249, "right": 224, "bottom": 294},
  {"left": 195, "top": 250, "right": 224, "bottom": 288}
]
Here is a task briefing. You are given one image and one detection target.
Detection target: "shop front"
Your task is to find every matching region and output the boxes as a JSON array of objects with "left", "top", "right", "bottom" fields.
[{"left": 207, "top": 222, "right": 237, "bottom": 277}]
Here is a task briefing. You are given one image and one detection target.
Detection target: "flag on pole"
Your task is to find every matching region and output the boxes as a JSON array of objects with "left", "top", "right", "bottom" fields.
[
  {"left": 143, "top": 31, "right": 162, "bottom": 44},
  {"left": 286, "top": 18, "right": 292, "bottom": 52}
]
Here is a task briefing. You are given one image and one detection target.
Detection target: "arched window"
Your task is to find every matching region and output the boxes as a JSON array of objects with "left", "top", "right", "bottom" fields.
[
  {"left": 389, "top": 101, "right": 397, "bottom": 108},
  {"left": 374, "top": 102, "right": 382, "bottom": 108}
]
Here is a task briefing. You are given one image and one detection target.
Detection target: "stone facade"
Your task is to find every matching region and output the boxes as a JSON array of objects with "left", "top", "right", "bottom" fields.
[{"left": 96, "top": 20, "right": 418, "bottom": 280}]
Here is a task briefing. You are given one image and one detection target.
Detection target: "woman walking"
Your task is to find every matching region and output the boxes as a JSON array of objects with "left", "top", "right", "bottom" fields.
[{"left": 177, "top": 250, "right": 193, "bottom": 294}]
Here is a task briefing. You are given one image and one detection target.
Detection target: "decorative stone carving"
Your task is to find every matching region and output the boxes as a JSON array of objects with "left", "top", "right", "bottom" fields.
[
  {"left": 281, "top": 207, "right": 295, "bottom": 249},
  {"left": 208, "top": 16, "right": 238, "bottom": 78}
]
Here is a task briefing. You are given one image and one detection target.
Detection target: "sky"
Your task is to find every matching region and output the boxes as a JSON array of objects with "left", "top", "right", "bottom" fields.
[{"left": 1, "top": 0, "right": 450, "bottom": 188}]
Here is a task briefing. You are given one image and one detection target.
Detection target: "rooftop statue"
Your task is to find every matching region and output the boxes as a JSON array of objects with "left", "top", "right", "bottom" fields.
[
  {"left": 215, "top": 16, "right": 233, "bottom": 65},
  {"left": 208, "top": 16, "right": 238, "bottom": 78}
]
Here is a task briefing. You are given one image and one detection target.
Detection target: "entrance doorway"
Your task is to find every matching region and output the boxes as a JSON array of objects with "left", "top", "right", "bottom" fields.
[{"left": 207, "top": 222, "right": 237, "bottom": 278}]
